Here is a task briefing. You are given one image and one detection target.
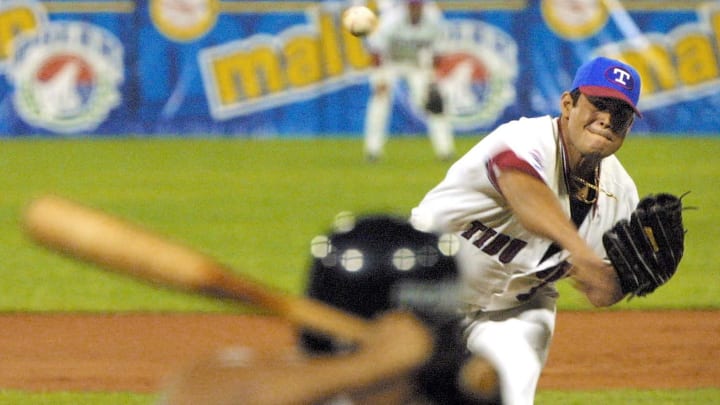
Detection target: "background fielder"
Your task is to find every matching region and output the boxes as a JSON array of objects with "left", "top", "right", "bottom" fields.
[
  {"left": 363, "top": 0, "right": 455, "bottom": 162},
  {"left": 410, "top": 57, "right": 643, "bottom": 404}
]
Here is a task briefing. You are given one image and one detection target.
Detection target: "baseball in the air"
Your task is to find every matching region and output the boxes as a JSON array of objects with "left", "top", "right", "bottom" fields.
[{"left": 342, "top": 6, "right": 377, "bottom": 37}]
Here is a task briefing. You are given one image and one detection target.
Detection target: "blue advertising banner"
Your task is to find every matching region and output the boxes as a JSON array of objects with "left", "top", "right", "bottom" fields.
[{"left": 0, "top": 0, "right": 718, "bottom": 137}]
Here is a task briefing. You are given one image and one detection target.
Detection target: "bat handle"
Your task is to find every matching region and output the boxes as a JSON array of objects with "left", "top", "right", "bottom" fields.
[{"left": 205, "top": 270, "right": 372, "bottom": 342}]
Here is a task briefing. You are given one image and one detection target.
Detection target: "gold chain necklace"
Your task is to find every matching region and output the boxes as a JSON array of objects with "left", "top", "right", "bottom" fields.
[{"left": 571, "top": 166, "right": 616, "bottom": 204}]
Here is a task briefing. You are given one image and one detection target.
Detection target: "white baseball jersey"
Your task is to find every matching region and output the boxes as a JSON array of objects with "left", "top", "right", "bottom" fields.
[
  {"left": 411, "top": 115, "right": 639, "bottom": 311},
  {"left": 366, "top": 1, "right": 444, "bottom": 67}
]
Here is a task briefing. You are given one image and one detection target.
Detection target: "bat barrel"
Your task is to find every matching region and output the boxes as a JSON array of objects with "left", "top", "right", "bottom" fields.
[
  {"left": 22, "top": 194, "right": 371, "bottom": 342},
  {"left": 23, "top": 195, "right": 222, "bottom": 290}
]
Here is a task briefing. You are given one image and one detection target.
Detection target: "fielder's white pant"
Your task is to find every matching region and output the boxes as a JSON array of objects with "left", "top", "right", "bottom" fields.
[
  {"left": 463, "top": 287, "right": 557, "bottom": 405},
  {"left": 364, "top": 63, "right": 454, "bottom": 160}
]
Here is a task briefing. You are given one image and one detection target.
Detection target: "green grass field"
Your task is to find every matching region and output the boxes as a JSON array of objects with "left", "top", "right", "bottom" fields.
[{"left": 1, "top": 135, "right": 718, "bottom": 404}]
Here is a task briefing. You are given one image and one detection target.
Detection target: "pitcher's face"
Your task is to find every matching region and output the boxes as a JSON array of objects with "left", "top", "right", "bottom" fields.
[{"left": 561, "top": 92, "right": 634, "bottom": 159}]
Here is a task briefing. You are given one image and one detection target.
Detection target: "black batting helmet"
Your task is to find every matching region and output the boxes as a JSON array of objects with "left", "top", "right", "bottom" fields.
[{"left": 300, "top": 212, "right": 461, "bottom": 353}]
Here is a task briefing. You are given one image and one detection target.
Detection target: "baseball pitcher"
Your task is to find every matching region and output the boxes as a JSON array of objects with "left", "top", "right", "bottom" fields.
[{"left": 410, "top": 57, "right": 686, "bottom": 404}]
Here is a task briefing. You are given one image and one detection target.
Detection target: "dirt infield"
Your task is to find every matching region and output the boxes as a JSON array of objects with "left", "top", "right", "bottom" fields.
[{"left": 0, "top": 310, "right": 717, "bottom": 393}]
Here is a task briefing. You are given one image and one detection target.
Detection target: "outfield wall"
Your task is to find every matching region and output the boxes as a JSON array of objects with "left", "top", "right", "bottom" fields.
[{"left": 0, "top": 0, "right": 718, "bottom": 137}]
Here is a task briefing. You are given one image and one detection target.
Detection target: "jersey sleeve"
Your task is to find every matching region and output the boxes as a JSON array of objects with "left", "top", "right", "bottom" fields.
[
  {"left": 486, "top": 149, "right": 544, "bottom": 195},
  {"left": 411, "top": 116, "right": 557, "bottom": 234},
  {"left": 481, "top": 116, "right": 558, "bottom": 197}
]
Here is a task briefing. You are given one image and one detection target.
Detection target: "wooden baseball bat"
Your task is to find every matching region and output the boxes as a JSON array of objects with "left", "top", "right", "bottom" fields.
[{"left": 22, "top": 195, "right": 373, "bottom": 343}]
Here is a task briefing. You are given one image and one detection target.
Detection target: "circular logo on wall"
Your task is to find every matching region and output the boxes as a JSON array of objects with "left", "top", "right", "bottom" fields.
[
  {"left": 150, "top": 0, "right": 220, "bottom": 42},
  {"left": 541, "top": 0, "right": 608, "bottom": 39},
  {"left": 431, "top": 20, "right": 518, "bottom": 131},
  {"left": 8, "top": 22, "right": 124, "bottom": 133}
]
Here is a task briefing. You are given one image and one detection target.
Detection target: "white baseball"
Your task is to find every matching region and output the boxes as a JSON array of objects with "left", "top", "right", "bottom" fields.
[{"left": 342, "top": 6, "right": 377, "bottom": 37}]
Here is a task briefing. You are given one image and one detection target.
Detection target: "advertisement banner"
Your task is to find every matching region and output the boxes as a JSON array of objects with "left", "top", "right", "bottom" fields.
[{"left": 0, "top": 0, "right": 718, "bottom": 137}]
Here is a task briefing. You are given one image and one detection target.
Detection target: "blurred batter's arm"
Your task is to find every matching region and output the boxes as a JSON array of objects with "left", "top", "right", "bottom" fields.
[{"left": 159, "top": 312, "right": 433, "bottom": 405}]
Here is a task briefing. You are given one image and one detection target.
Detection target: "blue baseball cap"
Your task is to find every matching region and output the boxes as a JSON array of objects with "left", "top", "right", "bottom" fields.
[{"left": 572, "top": 56, "right": 642, "bottom": 117}]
